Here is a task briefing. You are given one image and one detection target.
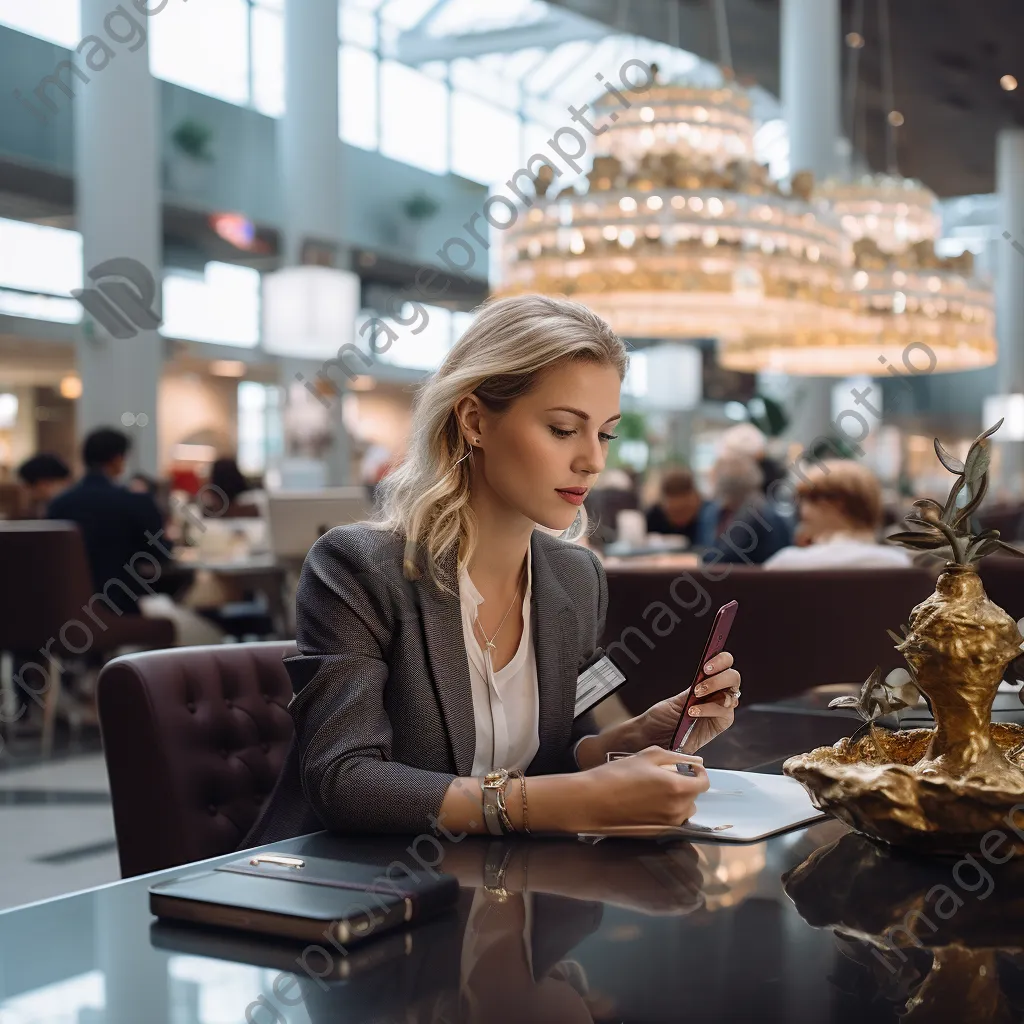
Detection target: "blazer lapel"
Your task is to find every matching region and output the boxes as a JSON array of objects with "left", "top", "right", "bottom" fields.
[
  {"left": 529, "top": 532, "right": 580, "bottom": 770},
  {"left": 411, "top": 547, "right": 477, "bottom": 776}
]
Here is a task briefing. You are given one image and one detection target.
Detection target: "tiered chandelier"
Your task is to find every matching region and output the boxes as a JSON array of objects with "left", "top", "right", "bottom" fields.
[
  {"left": 497, "top": 79, "right": 860, "bottom": 347},
  {"left": 719, "top": 174, "right": 997, "bottom": 375}
]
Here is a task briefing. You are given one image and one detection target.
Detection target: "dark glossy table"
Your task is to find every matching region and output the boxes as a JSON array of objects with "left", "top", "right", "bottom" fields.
[{"left": 3, "top": 699, "right": 1024, "bottom": 1024}]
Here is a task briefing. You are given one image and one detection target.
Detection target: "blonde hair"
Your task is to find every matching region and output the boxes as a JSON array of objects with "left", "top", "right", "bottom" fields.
[
  {"left": 796, "top": 459, "right": 883, "bottom": 530},
  {"left": 372, "top": 294, "right": 628, "bottom": 594}
]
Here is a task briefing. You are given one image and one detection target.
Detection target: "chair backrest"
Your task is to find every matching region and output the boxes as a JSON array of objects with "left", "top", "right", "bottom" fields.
[
  {"left": 602, "top": 565, "right": 936, "bottom": 715},
  {"left": 0, "top": 521, "right": 98, "bottom": 652},
  {"left": 96, "top": 640, "right": 297, "bottom": 878}
]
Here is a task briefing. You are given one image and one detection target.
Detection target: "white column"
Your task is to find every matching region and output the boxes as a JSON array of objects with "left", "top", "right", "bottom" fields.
[
  {"left": 781, "top": 0, "right": 842, "bottom": 183},
  {"left": 75, "top": 0, "right": 162, "bottom": 475},
  {"left": 772, "top": 0, "right": 842, "bottom": 452},
  {"left": 995, "top": 129, "right": 1024, "bottom": 489},
  {"left": 279, "top": 0, "right": 351, "bottom": 486}
]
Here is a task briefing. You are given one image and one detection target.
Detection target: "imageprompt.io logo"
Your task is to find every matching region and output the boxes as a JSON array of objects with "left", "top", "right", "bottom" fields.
[{"left": 72, "top": 258, "right": 162, "bottom": 339}]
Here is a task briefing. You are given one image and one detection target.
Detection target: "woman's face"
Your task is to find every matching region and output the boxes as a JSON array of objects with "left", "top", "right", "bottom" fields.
[{"left": 464, "top": 359, "right": 622, "bottom": 532}]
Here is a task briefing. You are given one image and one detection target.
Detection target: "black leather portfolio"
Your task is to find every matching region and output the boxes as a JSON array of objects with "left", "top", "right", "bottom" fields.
[{"left": 149, "top": 852, "right": 460, "bottom": 945}]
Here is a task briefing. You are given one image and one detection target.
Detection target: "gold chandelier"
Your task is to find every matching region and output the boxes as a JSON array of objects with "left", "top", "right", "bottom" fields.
[
  {"left": 719, "top": 174, "right": 997, "bottom": 375},
  {"left": 497, "top": 80, "right": 860, "bottom": 346}
]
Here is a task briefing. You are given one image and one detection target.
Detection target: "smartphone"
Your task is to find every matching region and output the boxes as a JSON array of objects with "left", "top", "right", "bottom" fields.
[{"left": 669, "top": 600, "right": 739, "bottom": 753}]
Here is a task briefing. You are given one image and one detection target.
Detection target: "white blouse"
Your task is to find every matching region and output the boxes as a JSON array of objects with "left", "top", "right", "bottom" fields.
[{"left": 459, "top": 546, "right": 541, "bottom": 776}]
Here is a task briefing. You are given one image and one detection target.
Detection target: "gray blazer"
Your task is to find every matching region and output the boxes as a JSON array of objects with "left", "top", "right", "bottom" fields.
[{"left": 241, "top": 523, "right": 607, "bottom": 845}]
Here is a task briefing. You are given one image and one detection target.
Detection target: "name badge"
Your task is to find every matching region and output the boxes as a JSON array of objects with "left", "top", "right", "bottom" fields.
[{"left": 574, "top": 649, "right": 627, "bottom": 718}]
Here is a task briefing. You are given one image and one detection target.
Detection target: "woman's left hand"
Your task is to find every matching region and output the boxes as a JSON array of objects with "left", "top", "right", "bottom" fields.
[{"left": 632, "top": 652, "right": 741, "bottom": 754}]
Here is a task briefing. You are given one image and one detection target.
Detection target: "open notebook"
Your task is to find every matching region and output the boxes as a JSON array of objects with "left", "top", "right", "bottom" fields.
[{"left": 578, "top": 769, "right": 827, "bottom": 843}]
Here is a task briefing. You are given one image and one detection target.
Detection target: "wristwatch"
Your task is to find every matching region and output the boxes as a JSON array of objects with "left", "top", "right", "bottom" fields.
[{"left": 481, "top": 769, "right": 511, "bottom": 836}]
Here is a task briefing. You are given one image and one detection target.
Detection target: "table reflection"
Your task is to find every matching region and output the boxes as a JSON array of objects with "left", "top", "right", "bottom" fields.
[
  {"left": 784, "top": 831, "right": 1024, "bottom": 1024},
  {"left": 145, "top": 835, "right": 773, "bottom": 1024}
]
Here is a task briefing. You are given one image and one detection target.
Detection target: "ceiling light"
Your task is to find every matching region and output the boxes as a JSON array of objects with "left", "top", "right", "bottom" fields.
[
  {"left": 1001, "top": 75, "right": 1019, "bottom": 92},
  {"left": 845, "top": 32, "right": 865, "bottom": 49},
  {"left": 59, "top": 375, "right": 82, "bottom": 399},
  {"left": 210, "top": 359, "right": 246, "bottom": 377},
  {"left": 887, "top": 110, "right": 905, "bottom": 127}
]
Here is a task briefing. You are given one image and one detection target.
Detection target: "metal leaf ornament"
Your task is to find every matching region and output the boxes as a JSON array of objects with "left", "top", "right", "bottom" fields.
[
  {"left": 828, "top": 666, "right": 919, "bottom": 751},
  {"left": 886, "top": 419, "right": 1024, "bottom": 565}
]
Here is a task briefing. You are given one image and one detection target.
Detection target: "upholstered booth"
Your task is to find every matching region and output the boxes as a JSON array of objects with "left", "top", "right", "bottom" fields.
[
  {"left": 601, "top": 565, "right": 937, "bottom": 716},
  {"left": 96, "top": 641, "right": 296, "bottom": 878}
]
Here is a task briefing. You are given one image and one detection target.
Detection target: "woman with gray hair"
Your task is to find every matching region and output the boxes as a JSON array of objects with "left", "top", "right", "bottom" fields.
[
  {"left": 700, "top": 453, "right": 793, "bottom": 565},
  {"left": 243, "top": 294, "right": 742, "bottom": 847}
]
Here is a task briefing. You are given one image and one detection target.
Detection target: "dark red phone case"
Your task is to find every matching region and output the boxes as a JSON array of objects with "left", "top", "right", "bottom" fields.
[{"left": 669, "top": 600, "right": 739, "bottom": 752}]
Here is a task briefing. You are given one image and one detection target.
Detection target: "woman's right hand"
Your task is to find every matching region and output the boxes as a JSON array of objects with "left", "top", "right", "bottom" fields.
[{"left": 577, "top": 746, "right": 710, "bottom": 830}]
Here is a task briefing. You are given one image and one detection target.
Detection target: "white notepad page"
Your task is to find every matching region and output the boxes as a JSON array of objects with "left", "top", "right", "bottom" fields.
[{"left": 579, "top": 769, "right": 826, "bottom": 843}]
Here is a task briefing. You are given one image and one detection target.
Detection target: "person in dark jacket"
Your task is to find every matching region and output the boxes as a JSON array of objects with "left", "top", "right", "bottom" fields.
[
  {"left": 644, "top": 466, "right": 712, "bottom": 547},
  {"left": 700, "top": 453, "right": 792, "bottom": 566},
  {"left": 48, "top": 428, "right": 168, "bottom": 614},
  {"left": 16, "top": 453, "right": 71, "bottom": 518}
]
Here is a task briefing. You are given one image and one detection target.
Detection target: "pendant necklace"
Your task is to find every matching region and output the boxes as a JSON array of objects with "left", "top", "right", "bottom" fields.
[{"left": 473, "top": 560, "right": 525, "bottom": 656}]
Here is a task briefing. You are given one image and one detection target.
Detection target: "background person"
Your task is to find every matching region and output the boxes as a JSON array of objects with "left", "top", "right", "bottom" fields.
[
  {"left": 764, "top": 460, "right": 913, "bottom": 570},
  {"left": 241, "top": 294, "right": 742, "bottom": 849},
  {"left": 700, "top": 454, "right": 792, "bottom": 565},
  {"left": 48, "top": 428, "right": 167, "bottom": 615},
  {"left": 644, "top": 466, "right": 710, "bottom": 546},
  {"left": 16, "top": 453, "right": 71, "bottom": 518}
]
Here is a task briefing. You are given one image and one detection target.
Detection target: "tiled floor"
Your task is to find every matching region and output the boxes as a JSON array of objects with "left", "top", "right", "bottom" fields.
[{"left": 0, "top": 731, "right": 120, "bottom": 912}]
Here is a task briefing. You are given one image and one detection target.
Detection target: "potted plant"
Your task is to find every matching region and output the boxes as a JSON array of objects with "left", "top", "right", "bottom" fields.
[
  {"left": 785, "top": 419, "right": 1024, "bottom": 855},
  {"left": 397, "top": 191, "right": 440, "bottom": 252},
  {"left": 168, "top": 118, "right": 215, "bottom": 195}
]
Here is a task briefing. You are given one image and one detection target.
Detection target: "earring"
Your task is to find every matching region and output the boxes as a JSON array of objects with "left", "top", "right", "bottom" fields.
[{"left": 563, "top": 507, "right": 584, "bottom": 540}]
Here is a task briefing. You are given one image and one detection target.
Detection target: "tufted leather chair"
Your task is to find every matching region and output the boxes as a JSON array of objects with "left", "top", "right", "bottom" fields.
[{"left": 96, "top": 641, "right": 297, "bottom": 878}]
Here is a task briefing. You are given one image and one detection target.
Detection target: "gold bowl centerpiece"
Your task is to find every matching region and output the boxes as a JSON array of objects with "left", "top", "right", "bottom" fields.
[{"left": 784, "top": 420, "right": 1024, "bottom": 855}]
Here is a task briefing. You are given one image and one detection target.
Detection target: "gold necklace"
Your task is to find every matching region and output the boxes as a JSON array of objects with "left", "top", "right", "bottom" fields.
[{"left": 473, "top": 561, "right": 525, "bottom": 654}]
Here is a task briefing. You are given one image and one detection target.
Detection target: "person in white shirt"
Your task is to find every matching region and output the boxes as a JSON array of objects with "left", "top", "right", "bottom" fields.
[{"left": 764, "top": 459, "right": 913, "bottom": 571}]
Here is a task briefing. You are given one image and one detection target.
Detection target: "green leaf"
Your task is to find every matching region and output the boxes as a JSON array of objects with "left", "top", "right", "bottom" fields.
[{"left": 934, "top": 439, "right": 965, "bottom": 475}]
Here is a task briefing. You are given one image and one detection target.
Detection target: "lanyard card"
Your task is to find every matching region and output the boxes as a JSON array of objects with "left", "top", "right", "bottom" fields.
[{"left": 574, "top": 648, "right": 627, "bottom": 718}]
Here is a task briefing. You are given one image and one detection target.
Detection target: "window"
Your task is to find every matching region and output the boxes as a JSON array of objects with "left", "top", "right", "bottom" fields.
[
  {"left": 161, "top": 262, "right": 260, "bottom": 348},
  {"left": 150, "top": 0, "right": 250, "bottom": 106},
  {"left": 238, "top": 380, "right": 283, "bottom": 474},
  {"left": 339, "top": 45, "right": 379, "bottom": 150},
  {"left": 251, "top": 2, "right": 285, "bottom": 116},
  {"left": 339, "top": 0, "right": 378, "bottom": 48},
  {"left": 379, "top": 59, "right": 448, "bottom": 174},
  {"left": 450, "top": 92, "right": 521, "bottom": 186},
  {"left": 368, "top": 303, "right": 452, "bottom": 370},
  {"left": 0, "top": 0, "right": 79, "bottom": 47},
  {"left": 0, "top": 218, "right": 82, "bottom": 296},
  {"left": 0, "top": 217, "right": 83, "bottom": 323}
]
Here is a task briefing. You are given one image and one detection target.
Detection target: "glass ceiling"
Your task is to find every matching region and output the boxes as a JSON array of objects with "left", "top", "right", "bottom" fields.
[{"left": 346, "top": 0, "right": 781, "bottom": 127}]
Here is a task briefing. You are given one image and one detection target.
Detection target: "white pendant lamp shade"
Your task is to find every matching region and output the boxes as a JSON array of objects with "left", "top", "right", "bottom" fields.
[
  {"left": 642, "top": 343, "right": 703, "bottom": 411},
  {"left": 262, "top": 266, "right": 361, "bottom": 360}
]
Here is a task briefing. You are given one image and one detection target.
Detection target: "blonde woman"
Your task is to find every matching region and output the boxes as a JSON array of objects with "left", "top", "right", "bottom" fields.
[{"left": 243, "top": 295, "right": 740, "bottom": 845}]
